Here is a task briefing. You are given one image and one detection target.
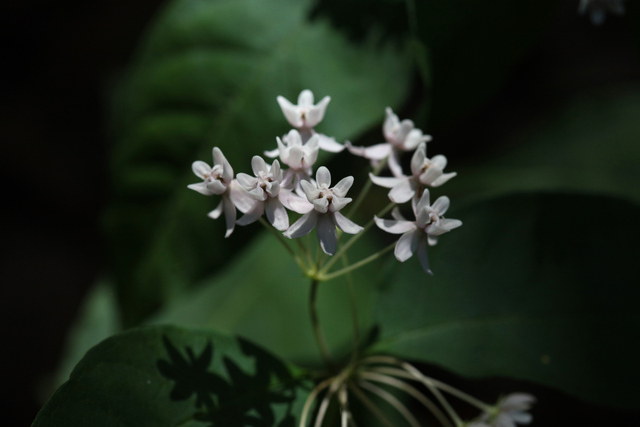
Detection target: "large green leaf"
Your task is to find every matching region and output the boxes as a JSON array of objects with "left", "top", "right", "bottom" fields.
[
  {"left": 150, "top": 232, "right": 391, "bottom": 367},
  {"left": 372, "top": 192, "right": 640, "bottom": 409},
  {"left": 106, "top": 0, "right": 412, "bottom": 326},
  {"left": 33, "top": 325, "right": 309, "bottom": 426}
]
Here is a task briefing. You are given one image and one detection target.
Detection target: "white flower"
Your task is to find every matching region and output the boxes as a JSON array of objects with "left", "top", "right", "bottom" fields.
[
  {"left": 266, "top": 129, "right": 320, "bottom": 193},
  {"left": 369, "top": 141, "right": 456, "bottom": 203},
  {"left": 374, "top": 189, "right": 461, "bottom": 274},
  {"left": 347, "top": 107, "right": 431, "bottom": 177},
  {"left": 283, "top": 166, "right": 363, "bottom": 255},
  {"left": 235, "top": 156, "right": 291, "bottom": 231},
  {"left": 478, "top": 393, "right": 536, "bottom": 427},
  {"left": 187, "top": 147, "right": 254, "bottom": 238},
  {"left": 579, "top": 0, "right": 625, "bottom": 25},
  {"left": 273, "top": 89, "right": 345, "bottom": 153}
]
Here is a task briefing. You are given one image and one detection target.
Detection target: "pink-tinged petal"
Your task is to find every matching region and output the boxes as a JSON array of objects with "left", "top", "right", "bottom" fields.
[
  {"left": 300, "top": 180, "right": 319, "bottom": 201},
  {"left": 334, "top": 212, "right": 363, "bottom": 234},
  {"left": 229, "top": 180, "right": 258, "bottom": 213},
  {"left": 388, "top": 150, "right": 404, "bottom": 178},
  {"left": 383, "top": 108, "right": 399, "bottom": 140},
  {"left": 410, "top": 143, "right": 427, "bottom": 176},
  {"left": 332, "top": 176, "right": 354, "bottom": 197},
  {"left": 271, "top": 159, "right": 281, "bottom": 177},
  {"left": 432, "top": 195, "right": 450, "bottom": 215},
  {"left": 316, "top": 133, "right": 344, "bottom": 152},
  {"left": 265, "top": 198, "right": 289, "bottom": 231},
  {"left": 286, "top": 129, "right": 303, "bottom": 146},
  {"left": 316, "top": 166, "right": 331, "bottom": 187},
  {"left": 236, "top": 203, "right": 264, "bottom": 226},
  {"left": 430, "top": 172, "right": 457, "bottom": 187},
  {"left": 264, "top": 147, "right": 279, "bottom": 158},
  {"left": 288, "top": 146, "right": 304, "bottom": 169},
  {"left": 303, "top": 135, "right": 320, "bottom": 167},
  {"left": 248, "top": 187, "right": 266, "bottom": 201},
  {"left": 404, "top": 129, "right": 431, "bottom": 150},
  {"left": 369, "top": 173, "right": 405, "bottom": 189},
  {"left": 236, "top": 173, "right": 256, "bottom": 190},
  {"left": 208, "top": 199, "right": 224, "bottom": 219},
  {"left": 222, "top": 195, "right": 236, "bottom": 238},
  {"left": 345, "top": 141, "right": 366, "bottom": 156},
  {"left": 329, "top": 196, "right": 352, "bottom": 212},
  {"left": 277, "top": 96, "right": 302, "bottom": 128},
  {"left": 363, "top": 143, "right": 392, "bottom": 160},
  {"left": 266, "top": 180, "right": 280, "bottom": 198},
  {"left": 298, "top": 89, "right": 314, "bottom": 106},
  {"left": 284, "top": 211, "right": 318, "bottom": 239},
  {"left": 188, "top": 182, "right": 214, "bottom": 196},
  {"left": 276, "top": 137, "right": 289, "bottom": 164},
  {"left": 374, "top": 216, "right": 416, "bottom": 234},
  {"left": 389, "top": 179, "right": 417, "bottom": 203},
  {"left": 251, "top": 155, "right": 267, "bottom": 176},
  {"left": 441, "top": 218, "right": 462, "bottom": 231},
  {"left": 192, "top": 161, "right": 211, "bottom": 179},
  {"left": 306, "top": 96, "right": 330, "bottom": 127},
  {"left": 415, "top": 189, "right": 431, "bottom": 214},
  {"left": 391, "top": 207, "right": 406, "bottom": 221},
  {"left": 419, "top": 166, "right": 442, "bottom": 186},
  {"left": 317, "top": 213, "right": 338, "bottom": 255},
  {"left": 416, "top": 206, "right": 431, "bottom": 229},
  {"left": 314, "top": 197, "right": 329, "bottom": 213},
  {"left": 417, "top": 238, "right": 433, "bottom": 275},
  {"left": 394, "top": 230, "right": 420, "bottom": 262},
  {"left": 428, "top": 218, "right": 462, "bottom": 236},
  {"left": 206, "top": 179, "right": 227, "bottom": 195},
  {"left": 281, "top": 189, "right": 314, "bottom": 214},
  {"left": 212, "top": 147, "right": 233, "bottom": 182}
]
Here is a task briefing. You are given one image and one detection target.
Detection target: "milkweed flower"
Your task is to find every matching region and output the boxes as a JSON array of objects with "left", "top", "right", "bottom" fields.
[
  {"left": 235, "top": 156, "right": 290, "bottom": 231},
  {"left": 473, "top": 393, "right": 536, "bottom": 427},
  {"left": 579, "top": 0, "right": 625, "bottom": 25},
  {"left": 369, "top": 141, "right": 456, "bottom": 203},
  {"left": 283, "top": 166, "right": 363, "bottom": 255},
  {"left": 273, "top": 89, "right": 345, "bottom": 153},
  {"left": 187, "top": 147, "right": 254, "bottom": 237},
  {"left": 267, "top": 129, "right": 320, "bottom": 193},
  {"left": 374, "top": 189, "right": 461, "bottom": 274},
  {"left": 347, "top": 107, "right": 431, "bottom": 177}
]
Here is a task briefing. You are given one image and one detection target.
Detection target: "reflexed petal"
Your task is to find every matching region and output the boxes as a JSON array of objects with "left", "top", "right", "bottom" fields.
[
  {"left": 207, "top": 179, "right": 227, "bottom": 195},
  {"left": 236, "top": 173, "right": 256, "bottom": 190},
  {"left": 388, "top": 150, "right": 404, "bottom": 178},
  {"left": 317, "top": 214, "right": 338, "bottom": 255},
  {"left": 332, "top": 176, "right": 354, "bottom": 197},
  {"left": 391, "top": 207, "right": 406, "bottom": 221},
  {"left": 265, "top": 198, "right": 289, "bottom": 231},
  {"left": 277, "top": 96, "right": 302, "bottom": 128},
  {"left": 410, "top": 143, "right": 427, "bottom": 176},
  {"left": 432, "top": 195, "right": 450, "bottom": 215},
  {"left": 316, "top": 166, "right": 331, "bottom": 187},
  {"left": 300, "top": 180, "right": 319, "bottom": 201},
  {"left": 329, "top": 196, "right": 352, "bottom": 212},
  {"left": 334, "top": 212, "right": 363, "bottom": 234},
  {"left": 298, "top": 89, "right": 314, "bottom": 106},
  {"left": 251, "top": 156, "right": 267, "bottom": 175},
  {"left": 314, "top": 197, "right": 329, "bottom": 213},
  {"left": 264, "top": 147, "right": 279, "bottom": 158},
  {"left": 440, "top": 218, "right": 462, "bottom": 231},
  {"left": 236, "top": 203, "right": 264, "bottom": 226},
  {"left": 374, "top": 216, "right": 416, "bottom": 234},
  {"left": 345, "top": 141, "right": 366, "bottom": 156},
  {"left": 284, "top": 211, "right": 318, "bottom": 239},
  {"left": 389, "top": 179, "right": 417, "bottom": 203},
  {"left": 281, "top": 189, "right": 313, "bottom": 214},
  {"left": 222, "top": 195, "right": 236, "bottom": 238},
  {"left": 188, "top": 182, "right": 214, "bottom": 196},
  {"left": 229, "top": 180, "right": 258, "bottom": 213},
  {"left": 394, "top": 230, "right": 420, "bottom": 262},
  {"left": 192, "top": 161, "right": 211, "bottom": 179},
  {"left": 306, "top": 96, "right": 330, "bottom": 127},
  {"left": 208, "top": 200, "right": 224, "bottom": 219},
  {"left": 430, "top": 172, "right": 457, "bottom": 187},
  {"left": 363, "top": 143, "right": 392, "bottom": 160},
  {"left": 427, "top": 235, "right": 438, "bottom": 246},
  {"left": 369, "top": 173, "right": 405, "bottom": 189},
  {"left": 317, "top": 133, "right": 344, "bottom": 152},
  {"left": 417, "top": 238, "right": 433, "bottom": 275}
]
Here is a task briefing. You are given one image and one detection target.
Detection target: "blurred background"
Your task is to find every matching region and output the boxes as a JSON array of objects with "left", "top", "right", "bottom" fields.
[{"left": 2, "top": 0, "right": 639, "bottom": 425}]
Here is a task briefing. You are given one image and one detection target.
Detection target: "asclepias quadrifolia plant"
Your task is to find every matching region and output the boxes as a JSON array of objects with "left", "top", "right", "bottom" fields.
[{"left": 188, "top": 89, "right": 535, "bottom": 427}]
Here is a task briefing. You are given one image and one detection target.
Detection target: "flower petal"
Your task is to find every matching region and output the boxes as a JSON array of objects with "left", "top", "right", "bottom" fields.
[
  {"left": 417, "top": 238, "right": 433, "bottom": 275},
  {"left": 213, "top": 147, "right": 233, "bottom": 182},
  {"left": 284, "top": 211, "right": 318, "bottom": 239},
  {"left": 192, "top": 161, "right": 211, "bottom": 179},
  {"left": 222, "top": 195, "right": 236, "bottom": 238},
  {"left": 265, "top": 198, "right": 289, "bottom": 231},
  {"left": 501, "top": 394, "right": 536, "bottom": 410},
  {"left": 306, "top": 96, "right": 330, "bottom": 128},
  {"left": 391, "top": 207, "right": 406, "bottom": 221},
  {"left": 369, "top": 174, "right": 405, "bottom": 189},
  {"left": 329, "top": 196, "right": 352, "bottom": 212},
  {"left": 251, "top": 155, "right": 267, "bottom": 176},
  {"left": 332, "top": 176, "right": 354, "bottom": 197},
  {"left": 206, "top": 179, "right": 227, "bottom": 195},
  {"left": 388, "top": 150, "right": 404, "bottom": 178},
  {"left": 383, "top": 107, "right": 399, "bottom": 140},
  {"left": 374, "top": 216, "right": 416, "bottom": 234},
  {"left": 394, "top": 230, "right": 420, "bottom": 262},
  {"left": 300, "top": 180, "right": 319, "bottom": 202},
  {"left": 264, "top": 147, "right": 279, "bottom": 158},
  {"left": 389, "top": 178, "right": 417, "bottom": 203},
  {"left": 410, "top": 142, "right": 427, "bottom": 176},
  {"left": 298, "top": 89, "right": 314, "bottom": 106},
  {"left": 334, "top": 212, "right": 363, "bottom": 234},
  {"left": 281, "top": 189, "right": 313, "bottom": 214},
  {"left": 317, "top": 213, "right": 338, "bottom": 255},
  {"left": 415, "top": 189, "right": 431, "bottom": 214},
  {"left": 317, "top": 133, "right": 344, "bottom": 152},
  {"left": 229, "top": 180, "right": 258, "bottom": 213},
  {"left": 316, "top": 166, "right": 331, "bottom": 187},
  {"left": 430, "top": 172, "right": 457, "bottom": 187},
  {"left": 277, "top": 96, "right": 302, "bottom": 128},
  {"left": 287, "top": 146, "right": 304, "bottom": 169},
  {"left": 188, "top": 182, "right": 214, "bottom": 196},
  {"left": 432, "top": 195, "right": 450, "bottom": 215},
  {"left": 236, "top": 173, "right": 256, "bottom": 190},
  {"left": 364, "top": 143, "right": 393, "bottom": 160},
  {"left": 236, "top": 203, "right": 264, "bottom": 226},
  {"left": 208, "top": 199, "right": 224, "bottom": 219},
  {"left": 314, "top": 197, "right": 329, "bottom": 213}
]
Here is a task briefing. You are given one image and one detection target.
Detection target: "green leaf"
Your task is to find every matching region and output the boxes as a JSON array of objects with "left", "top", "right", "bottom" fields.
[
  {"left": 372, "top": 192, "right": 640, "bottom": 409},
  {"left": 445, "top": 88, "right": 640, "bottom": 203},
  {"left": 106, "top": 0, "right": 412, "bottom": 326},
  {"left": 150, "top": 232, "right": 390, "bottom": 366},
  {"left": 33, "top": 325, "right": 309, "bottom": 426}
]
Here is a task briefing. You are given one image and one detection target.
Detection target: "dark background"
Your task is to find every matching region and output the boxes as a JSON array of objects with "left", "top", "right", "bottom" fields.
[{"left": 1, "top": 0, "right": 637, "bottom": 425}]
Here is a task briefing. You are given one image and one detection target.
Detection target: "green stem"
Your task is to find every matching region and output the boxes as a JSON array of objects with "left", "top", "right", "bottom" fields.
[
  {"left": 319, "top": 242, "right": 395, "bottom": 282},
  {"left": 347, "top": 158, "right": 388, "bottom": 218},
  {"left": 259, "top": 218, "right": 305, "bottom": 270},
  {"left": 309, "top": 279, "right": 333, "bottom": 369}
]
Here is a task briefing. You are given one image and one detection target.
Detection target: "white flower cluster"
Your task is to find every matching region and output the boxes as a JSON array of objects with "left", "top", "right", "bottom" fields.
[{"left": 188, "top": 90, "right": 461, "bottom": 270}]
